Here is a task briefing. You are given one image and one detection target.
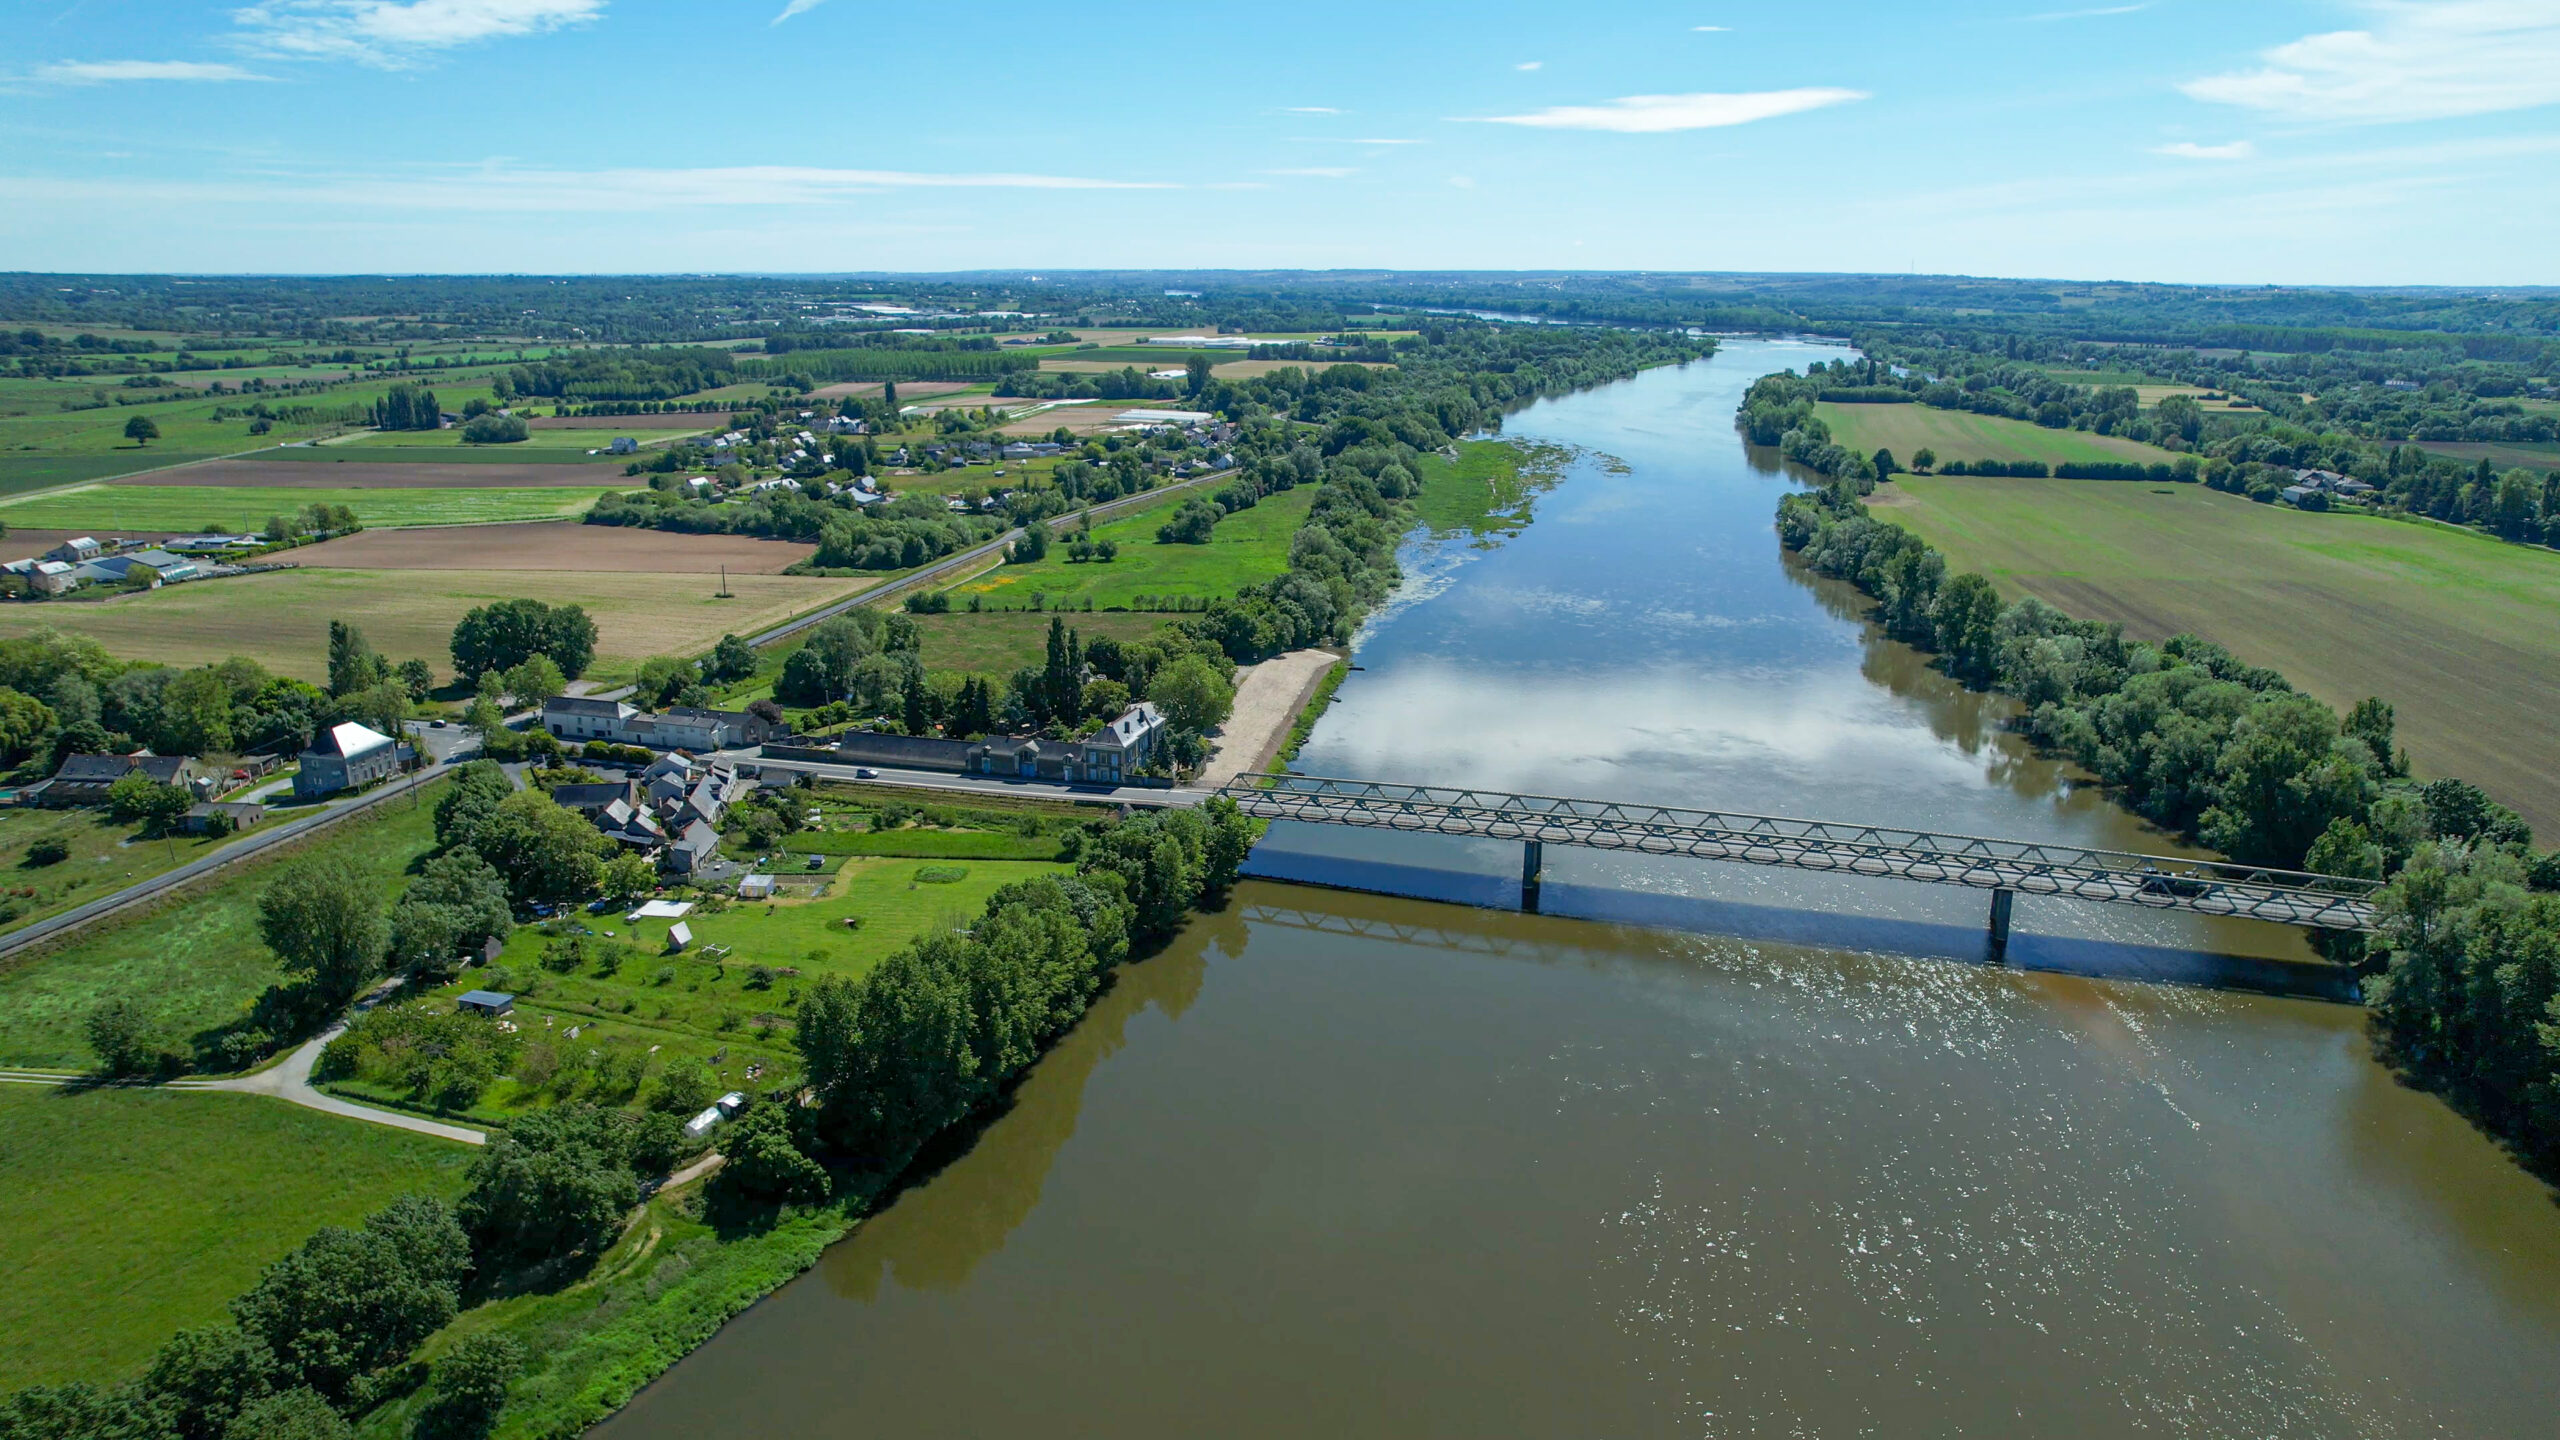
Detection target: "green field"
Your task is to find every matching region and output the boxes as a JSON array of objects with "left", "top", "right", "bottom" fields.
[
  {"left": 0, "top": 782, "right": 444, "bottom": 1068},
  {"left": 949, "top": 484, "right": 1313, "bottom": 611},
  {"left": 0, "top": 808, "right": 245, "bottom": 943},
  {"left": 249, "top": 445, "right": 624, "bottom": 466},
  {"left": 0, "top": 451, "right": 224, "bottom": 496},
  {"left": 1816, "top": 403, "right": 2182, "bottom": 468},
  {"left": 1875, "top": 476, "right": 2560, "bottom": 835},
  {"left": 2414, "top": 440, "right": 2560, "bottom": 472},
  {"left": 908, "top": 609, "right": 1174, "bottom": 678},
  {"left": 0, "top": 567, "right": 864, "bottom": 688},
  {"left": 0, "top": 484, "right": 603, "bottom": 529},
  {"left": 0, "top": 1085, "right": 472, "bottom": 1391}
]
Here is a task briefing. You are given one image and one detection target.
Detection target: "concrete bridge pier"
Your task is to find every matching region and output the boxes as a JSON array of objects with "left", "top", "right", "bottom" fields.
[
  {"left": 1521, "top": 840, "right": 1544, "bottom": 914},
  {"left": 1988, "top": 888, "right": 2016, "bottom": 963}
]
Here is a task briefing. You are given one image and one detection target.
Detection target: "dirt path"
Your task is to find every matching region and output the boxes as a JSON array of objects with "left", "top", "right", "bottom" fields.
[{"left": 1200, "top": 648, "right": 1342, "bottom": 789}]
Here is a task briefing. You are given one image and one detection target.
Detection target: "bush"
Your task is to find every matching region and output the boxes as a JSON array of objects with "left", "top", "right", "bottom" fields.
[
  {"left": 459, "top": 414, "right": 528, "bottom": 445},
  {"left": 85, "top": 996, "right": 160, "bottom": 1077},
  {"left": 1154, "top": 498, "right": 1220, "bottom": 544},
  {"left": 23, "top": 838, "right": 67, "bottom": 868},
  {"left": 230, "top": 1196, "right": 468, "bottom": 1407},
  {"left": 409, "top": 1333, "right": 524, "bottom": 1440},
  {"left": 458, "top": 1104, "right": 639, "bottom": 1269}
]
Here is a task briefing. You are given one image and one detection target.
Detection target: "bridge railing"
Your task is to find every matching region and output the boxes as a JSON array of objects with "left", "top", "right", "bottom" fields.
[{"left": 1215, "top": 773, "right": 2382, "bottom": 931}]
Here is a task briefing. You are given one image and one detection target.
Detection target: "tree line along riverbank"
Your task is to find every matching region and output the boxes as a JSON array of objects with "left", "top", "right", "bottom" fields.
[{"left": 1759, "top": 363, "right": 2560, "bottom": 1183}]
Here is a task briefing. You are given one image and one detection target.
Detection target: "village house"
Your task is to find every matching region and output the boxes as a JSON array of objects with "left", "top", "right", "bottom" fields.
[
  {"left": 542, "top": 696, "right": 778, "bottom": 752},
  {"left": 33, "top": 752, "right": 200, "bottom": 808},
  {"left": 74, "top": 549, "right": 198, "bottom": 588},
  {"left": 293, "top": 721, "right": 403, "bottom": 801},
  {"left": 967, "top": 703, "right": 1168, "bottom": 785}
]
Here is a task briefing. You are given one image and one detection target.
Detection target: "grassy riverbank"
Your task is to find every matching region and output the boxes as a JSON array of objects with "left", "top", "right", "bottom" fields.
[{"left": 1413, "top": 438, "right": 1572, "bottom": 543}]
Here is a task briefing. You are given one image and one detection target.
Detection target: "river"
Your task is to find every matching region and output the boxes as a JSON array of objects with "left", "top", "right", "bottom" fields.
[{"left": 596, "top": 340, "right": 2560, "bottom": 1438}]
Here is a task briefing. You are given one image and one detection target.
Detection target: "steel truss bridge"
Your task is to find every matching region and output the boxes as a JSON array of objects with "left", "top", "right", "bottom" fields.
[{"left": 1215, "top": 774, "right": 2381, "bottom": 958}]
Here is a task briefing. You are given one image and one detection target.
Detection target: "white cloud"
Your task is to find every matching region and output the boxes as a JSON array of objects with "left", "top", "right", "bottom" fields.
[
  {"left": 1352, "top": 137, "right": 1424, "bottom": 145},
  {"left": 39, "top": 60, "right": 271, "bottom": 83},
  {"left": 2020, "top": 4, "right": 2145, "bottom": 19},
  {"left": 0, "top": 162, "right": 1175, "bottom": 212},
  {"left": 230, "top": 0, "right": 605, "bottom": 66},
  {"left": 1281, "top": 105, "right": 1340, "bottom": 114},
  {"left": 1691, "top": 25, "right": 1730, "bottom": 32},
  {"left": 1447, "top": 175, "right": 1476, "bottom": 188},
  {"left": 1515, "top": 60, "right": 1542, "bottom": 70},
  {"left": 2182, "top": 1, "right": 2560, "bottom": 122},
  {"left": 1205, "top": 181, "right": 1270, "bottom": 190},
  {"left": 2153, "top": 139, "right": 2254, "bottom": 159},
  {"left": 1264, "top": 166, "right": 1357, "bottom": 178},
  {"left": 1462, "top": 87, "right": 1866, "bottom": 133},
  {"left": 771, "top": 0, "right": 827, "bottom": 22}
]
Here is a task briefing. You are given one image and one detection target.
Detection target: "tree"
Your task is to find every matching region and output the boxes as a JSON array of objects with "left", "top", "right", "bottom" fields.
[
  {"left": 386, "top": 849, "right": 512, "bottom": 977},
  {"left": 409, "top": 1333, "right": 524, "bottom": 1440},
  {"left": 646, "top": 1059, "right": 716, "bottom": 1117},
  {"left": 222, "top": 1388, "right": 349, "bottom": 1440},
  {"left": 144, "top": 1324, "right": 278, "bottom": 1440},
  {"left": 1010, "top": 523, "right": 1048, "bottom": 563},
  {"left": 159, "top": 667, "right": 236, "bottom": 755},
  {"left": 343, "top": 679, "right": 409, "bottom": 743},
  {"left": 1155, "top": 498, "right": 1220, "bottom": 544},
  {"left": 107, "top": 767, "right": 192, "bottom": 831},
  {"left": 716, "top": 1100, "right": 831, "bottom": 1204},
  {"left": 471, "top": 790, "right": 607, "bottom": 907},
  {"left": 1871, "top": 448, "right": 1899, "bottom": 477},
  {"left": 85, "top": 996, "right": 157, "bottom": 1076},
  {"left": 326, "top": 622, "right": 384, "bottom": 698},
  {"left": 629, "top": 655, "right": 693, "bottom": 709},
  {"left": 229, "top": 1196, "right": 467, "bottom": 1406},
  {"left": 123, "top": 414, "right": 159, "bottom": 446},
  {"left": 600, "top": 852, "right": 656, "bottom": 904},
  {"left": 1148, "top": 655, "right": 1234, "bottom": 733},
  {"left": 0, "top": 687, "right": 54, "bottom": 767},
  {"left": 457, "top": 1103, "right": 637, "bottom": 1267},
  {"left": 1927, "top": 572, "right": 2003, "bottom": 685},
  {"left": 396, "top": 658, "right": 436, "bottom": 701},
  {"left": 450, "top": 599, "right": 597, "bottom": 683},
  {"left": 1911, "top": 447, "right": 1937, "bottom": 473},
  {"left": 1185, "top": 355, "right": 1212, "bottom": 395},
  {"left": 434, "top": 760, "right": 512, "bottom": 853},
  {"left": 500, "top": 654, "right": 566, "bottom": 707},
  {"left": 257, "top": 853, "right": 390, "bottom": 1007},
  {"left": 706, "top": 633, "right": 757, "bottom": 684}
]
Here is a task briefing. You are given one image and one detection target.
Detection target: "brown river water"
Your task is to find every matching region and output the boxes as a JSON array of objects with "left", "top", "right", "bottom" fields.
[{"left": 595, "top": 341, "right": 2560, "bottom": 1438}]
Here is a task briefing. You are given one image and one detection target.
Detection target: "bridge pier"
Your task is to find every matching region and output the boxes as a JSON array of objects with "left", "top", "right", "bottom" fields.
[
  {"left": 1987, "top": 888, "right": 2015, "bottom": 964},
  {"left": 1521, "top": 840, "right": 1543, "bottom": 914}
]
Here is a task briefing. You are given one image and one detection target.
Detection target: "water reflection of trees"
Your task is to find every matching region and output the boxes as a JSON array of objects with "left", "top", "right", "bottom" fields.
[{"left": 817, "top": 919, "right": 1220, "bottom": 1300}]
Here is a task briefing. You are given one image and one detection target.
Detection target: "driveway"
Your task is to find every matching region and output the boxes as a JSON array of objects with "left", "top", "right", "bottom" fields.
[{"left": 176, "top": 984, "right": 486, "bottom": 1145}]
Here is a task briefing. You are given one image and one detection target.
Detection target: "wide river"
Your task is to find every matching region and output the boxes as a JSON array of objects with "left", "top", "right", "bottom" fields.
[{"left": 599, "top": 341, "right": 2560, "bottom": 1437}]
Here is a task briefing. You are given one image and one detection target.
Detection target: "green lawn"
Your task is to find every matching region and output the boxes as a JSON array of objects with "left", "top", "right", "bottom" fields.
[
  {"left": 0, "top": 1085, "right": 472, "bottom": 1391},
  {"left": 0, "top": 484, "right": 603, "bottom": 529},
  {"left": 0, "top": 807, "right": 244, "bottom": 944},
  {"left": 0, "top": 782, "right": 446, "bottom": 1069},
  {"left": 1816, "top": 402, "right": 2182, "bottom": 468},
  {"left": 948, "top": 483, "right": 1312, "bottom": 611},
  {"left": 908, "top": 609, "right": 1174, "bottom": 679},
  {"left": 1875, "top": 475, "right": 2560, "bottom": 836}
]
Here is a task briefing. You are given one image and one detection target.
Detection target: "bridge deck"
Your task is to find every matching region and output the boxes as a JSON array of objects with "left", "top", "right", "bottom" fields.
[{"left": 1217, "top": 774, "right": 2380, "bottom": 931}]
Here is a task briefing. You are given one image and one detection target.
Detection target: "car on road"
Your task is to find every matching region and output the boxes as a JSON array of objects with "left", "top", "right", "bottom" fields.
[
  {"left": 429, "top": 719, "right": 448, "bottom": 728},
  {"left": 2136, "top": 867, "right": 2214, "bottom": 899},
  {"left": 855, "top": 767, "right": 879, "bottom": 779}
]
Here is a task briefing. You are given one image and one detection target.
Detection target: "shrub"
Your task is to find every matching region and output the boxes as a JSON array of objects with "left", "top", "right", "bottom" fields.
[{"left": 23, "top": 838, "right": 68, "bottom": 868}]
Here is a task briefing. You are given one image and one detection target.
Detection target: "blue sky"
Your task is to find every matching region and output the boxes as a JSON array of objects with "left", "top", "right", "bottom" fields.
[{"left": 2, "top": 0, "right": 2555, "bottom": 283}]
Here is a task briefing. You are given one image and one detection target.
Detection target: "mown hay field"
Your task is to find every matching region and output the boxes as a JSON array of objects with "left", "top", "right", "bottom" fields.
[
  {"left": 290, "top": 521, "right": 815, "bottom": 573},
  {"left": 1816, "top": 403, "right": 2182, "bottom": 468},
  {"left": 0, "top": 484, "right": 603, "bottom": 529},
  {"left": 1873, "top": 475, "right": 2560, "bottom": 834},
  {"left": 0, "top": 567, "right": 875, "bottom": 684}
]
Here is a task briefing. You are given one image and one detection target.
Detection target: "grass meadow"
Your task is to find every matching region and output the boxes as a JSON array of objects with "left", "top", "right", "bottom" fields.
[
  {"left": 0, "top": 808, "right": 242, "bottom": 943},
  {"left": 1874, "top": 475, "right": 2560, "bottom": 834},
  {"left": 949, "top": 483, "right": 1313, "bottom": 611},
  {"left": 0, "top": 566, "right": 873, "bottom": 686},
  {"left": 0, "top": 484, "right": 603, "bottom": 530},
  {"left": 1816, "top": 403, "right": 2182, "bottom": 469},
  {"left": 1413, "top": 438, "right": 1566, "bottom": 542},
  {"left": 908, "top": 609, "right": 1174, "bottom": 678},
  {"left": 0, "top": 1085, "right": 473, "bottom": 1391},
  {"left": 0, "top": 781, "right": 445, "bottom": 1069}
]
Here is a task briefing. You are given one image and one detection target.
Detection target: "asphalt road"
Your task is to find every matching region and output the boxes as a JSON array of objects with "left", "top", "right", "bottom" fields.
[{"left": 731, "top": 752, "right": 1209, "bottom": 809}]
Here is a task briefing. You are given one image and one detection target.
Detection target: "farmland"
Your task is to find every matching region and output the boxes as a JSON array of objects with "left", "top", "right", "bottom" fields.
[
  {"left": 2414, "top": 440, "right": 2560, "bottom": 472},
  {"left": 1872, "top": 475, "right": 2560, "bottom": 834},
  {"left": 948, "top": 484, "right": 1314, "bottom": 611},
  {"left": 1815, "top": 402, "right": 2183, "bottom": 468},
  {"left": 291, "top": 521, "right": 817, "bottom": 573},
  {"left": 0, "top": 1086, "right": 472, "bottom": 1391},
  {"left": 0, "top": 483, "right": 604, "bottom": 530},
  {"left": 0, "top": 566, "right": 874, "bottom": 685},
  {"left": 125, "top": 458, "right": 631, "bottom": 488}
]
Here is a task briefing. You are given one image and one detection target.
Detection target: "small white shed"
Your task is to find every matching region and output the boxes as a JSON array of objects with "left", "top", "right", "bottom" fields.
[{"left": 665, "top": 921, "right": 693, "bottom": 954}]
